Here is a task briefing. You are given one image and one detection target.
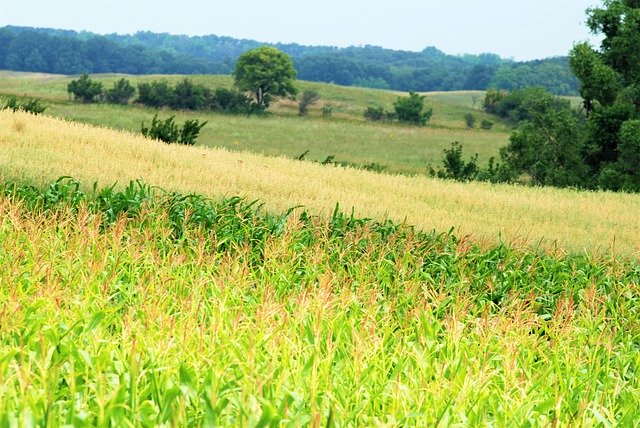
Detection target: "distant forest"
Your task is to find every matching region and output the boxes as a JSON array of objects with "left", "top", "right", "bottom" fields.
[{"left": 0, "top": 26, "right": 580, "bottom": 95}]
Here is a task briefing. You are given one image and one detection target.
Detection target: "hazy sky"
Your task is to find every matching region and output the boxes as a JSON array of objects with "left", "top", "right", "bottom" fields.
[{"left": 0, "top": 0, "right": 603, "bottom": 60}]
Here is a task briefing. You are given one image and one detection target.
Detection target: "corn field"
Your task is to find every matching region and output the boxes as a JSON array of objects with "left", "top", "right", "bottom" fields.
[{"left": 1, "top": 178, "right": 639, "bottom": 426}]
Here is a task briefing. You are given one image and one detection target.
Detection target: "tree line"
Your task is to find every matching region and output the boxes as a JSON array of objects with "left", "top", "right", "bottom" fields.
[{"left": 0, "top": 26, "right": 579, "bottom": 95}]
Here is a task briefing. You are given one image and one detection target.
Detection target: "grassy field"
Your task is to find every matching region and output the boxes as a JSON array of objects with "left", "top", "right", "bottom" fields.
[
  {"left": 1, "top": 110, "right": 638, "bottom": 257},
  {"left": 1, "top": 177, "right": 639, "bottom": 426},
  {"left": 0, "top": 71, "right": 510, "bottom": 174}
]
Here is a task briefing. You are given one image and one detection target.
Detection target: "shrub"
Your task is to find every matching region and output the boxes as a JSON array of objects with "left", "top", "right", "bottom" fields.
[
  {"left": 480, "top": 119, "right": 494, "bottom": 130},
  {"left": 104, "top": 78, "right": 136, "bottom": 105},
  {"left": 179, "top": 119, "right": 208, "bottom": 146},
  {"left": 394, "top": 92, "right": 432, "bottom": 125},
  {"left": 2, "top": 96, "right": 46, "bottom": 115},
  {"left": 210, "top": 88, "right": 253, "bottom": 113},
  {"left": 321, "top": 104, "right": 333, "bottom": 117},
  {"left": 3, "top": 96, "right": 19, "bottom": 112},
  {"left": 67, "top": 74, "right": 103, "bottom": 103},
  {"left": 137, "top": 80, "right": 175, "bottom": 108},
  {"left": 364, "top": 106, "right": 391, "bottom": 122},
  {"left": 141, "top": 114, "right": 207, "bottom": 145},
  {"left": 172, "top": 78, "right": 209, "bottom": 110},
  {"left": 430, "top": 142, "right": 479, "bottom": 181},
  {"left": 464, "top": 113, "right": 476, "bottom": 128},
  {"left": 298, "top": 90, "right": 320, "bottom": 116},
  {"left": 141, "top": 114, "right": 179, "bottom": 143}
]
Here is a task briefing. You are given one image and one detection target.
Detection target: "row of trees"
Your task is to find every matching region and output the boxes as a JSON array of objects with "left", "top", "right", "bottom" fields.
[
  {"left": 1, "top": 26, "right": 580, "bottom": 95},
  {"left": 67, "top": 46, "right": 298, "bottom": 114}
]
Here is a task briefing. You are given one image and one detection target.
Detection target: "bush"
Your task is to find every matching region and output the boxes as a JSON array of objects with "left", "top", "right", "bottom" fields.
[
  {"left": 104, "top": 78, "right": 135, "bottom": 105},
  {"left": 179, "top": 119, "right": 208, "bottom": 146},
  {"left": 430, "top": 142, "right": 479, "bottom": 181},
  {"left": 210, "top": 88, "right": 253, "bottom": 113},
  {"left": 141, "top": 114, "right": 207, "bottom": 145},
  {"left": 321, "top": 104, "right": 333, "bottom": 117},
  {"left": 172, "top": 79, "right": 209, "bottom": 110},
  {"left": 430, "top": 142, "right": 514, "bottom": 183},
  {"left": 394, "top": 92, "right": 432, "bottom": 125},
  {"left": 137, "top": 80, "right": 175, "bottom": 108},
  {"left": 364, "top": 106, "right": 385, "bottom": 121},
  {"left": 2, "top": 96, "right": 46, "bottom": 115},
  {"left": 464, "top": 113, "right": 476, "bottom": 128},
  {"left": 298, "top": 90, "right": 320, "bottom": 116},
  {"left": 364, "top": 106, "right": 395, "bottom": 122},
  {"left": 67, "top": 74, "right": 103, "bottom": 103},
  {"left": 480, "top": 119, "right": 494, "bottom": 130}
]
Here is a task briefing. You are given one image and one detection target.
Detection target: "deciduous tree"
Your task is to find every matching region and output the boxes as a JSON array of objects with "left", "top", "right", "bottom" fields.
[{"left": 233, "top": 46, "right": 297, "bottom": 110}]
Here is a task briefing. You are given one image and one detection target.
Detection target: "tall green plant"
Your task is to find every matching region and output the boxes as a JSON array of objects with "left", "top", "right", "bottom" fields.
[{"left": 141, "top": 114, "right": 207, "bottom": 145}]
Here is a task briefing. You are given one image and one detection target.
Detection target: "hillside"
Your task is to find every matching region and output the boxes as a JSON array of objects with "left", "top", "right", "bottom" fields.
[
  {"left": 0, "top": 26, "right": 579, "bottom": 94},
  {"left": 1, "top": 109, "right": 638, "bottom": 256},
  {"left": 0, "top": 71, "right": 511, "bottom": 174}
]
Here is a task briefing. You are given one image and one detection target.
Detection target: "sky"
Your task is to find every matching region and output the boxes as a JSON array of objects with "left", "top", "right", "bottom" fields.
[{"left": 0, "top": 0, "right": 603, "bottom": 61}]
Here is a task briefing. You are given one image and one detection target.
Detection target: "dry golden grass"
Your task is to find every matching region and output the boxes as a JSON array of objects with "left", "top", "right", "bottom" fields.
[{"left": 1, "top": 109, "right": 638, "bottom": 257}]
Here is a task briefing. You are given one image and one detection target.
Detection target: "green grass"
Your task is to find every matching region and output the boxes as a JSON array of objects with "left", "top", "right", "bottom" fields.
[
  {"left": 1, "top": 177, "right": 639, "bottom": 426},
  {"left": 0, "top": 71, "right": 511, "bottom": 174}
]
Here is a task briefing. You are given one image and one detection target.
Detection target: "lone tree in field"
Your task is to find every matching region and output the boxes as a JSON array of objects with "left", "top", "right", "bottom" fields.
[{"left": 233, "top": 46, "right": 297, "bottom": 110}]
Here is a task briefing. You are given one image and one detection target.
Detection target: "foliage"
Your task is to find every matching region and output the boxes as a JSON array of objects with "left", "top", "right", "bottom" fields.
[
  {"left": 0, "top": 26, "right": 582, "bottom": 94},
  {"left": 429, "top": 142, "right": 479, "bottom": 180},
  {"left": 135, "top": 79, "right": 253, "bottom": 113},
  {"left": 210, "top": 87, "right": 253, "bottom": 113},
  {"left": 103, "top": 78, "right": 135, "bottom": 105},
  {"left": 482, "top": 88, "right": 508, "bottom": 116},
  {"left": 67, "top": 73, "right": 103, "bottom": 103},
  {"left": 137, "top": 79, "right": 175, "bottom": 108},
  {"left": 483, "top": 87, "right": 566, "bottom": 124},
  {"left": 489, "top": 57, "right": 580, "bottom": 95},
  {"left": 363, "top": 105, "right": 392, "bottom": 122},
  {"left": 321, "top": 104, "right": 333, "bottom": 117},
  {"left": 599, "top": 119, "right": 640, "bottom": 191},
  {"left": 569, "top": 43, "right": 620, "bottom": 113},
  {"left": 141, "top": 113, "right": 206, "bottom": 145},
  {"left": 172, "top": 78, "right": 209, "bottom": 110},
  {"left": 2, "top": 96, "right": 46, "bottom": 115},
  {"left": 298, "top": 90, "right": 320, "bottom": 116},
  {"left": 503, "top": 92, "right": 588, "bottom": 187},
  {"left": 179, "top": 119, "right": 208, "bottom": 146},
  {"left": 480, "top": 119, "right": 494, "bottom": 130},
  {"left": 565, "top": 0, "right": 640, "bottom": 190},
  {"left": 429, "top": 142, "right": 514, "bottom": 183},
  {"left": 234, "top": 46, "right": 298, "bottom": 109},
  {"left": 393, "top": 91, "right": 433, "bottom": 125},
  {"left": 464, "top": 112, "right": 476, "bottom": 128}
]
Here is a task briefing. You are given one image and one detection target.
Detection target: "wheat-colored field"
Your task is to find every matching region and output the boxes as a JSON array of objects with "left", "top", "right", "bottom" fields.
[
  {"left": 0, "top": 71, "right": 511, "bottom": 174},
  {"left": 1, "top": 110, "right": 638, "bottom": 256}
]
